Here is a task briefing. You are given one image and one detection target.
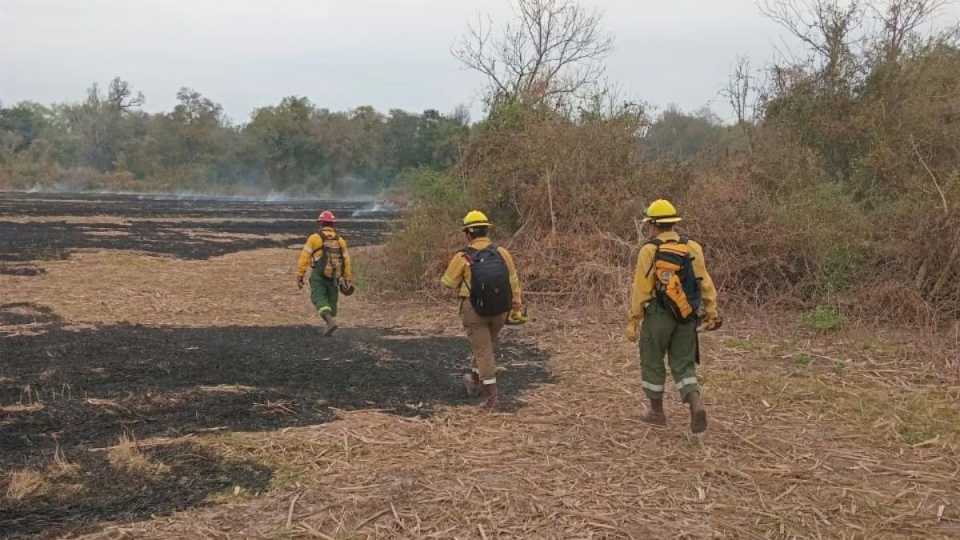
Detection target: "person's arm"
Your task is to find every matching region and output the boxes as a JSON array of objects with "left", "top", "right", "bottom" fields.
[
  {"left": 690, "top": 241, "right": 719, "bottom": 321},
  {"left": 626, "top": 244, "right": 656, "bottom": 341},
  {"left": 499, "top": 247, "right": 523, "bottom": 308},
  {"left": 339, "top": 237, "right": 352, "bottom": 280},
  {"left": 629, "top": 244, "right": 656, "bottom": 322},
  {"left": 441, "top": 252, "right": 466, "bottom": 290},
  {"left": 297, "top": 235, "right": 320, "bottom": 284}
]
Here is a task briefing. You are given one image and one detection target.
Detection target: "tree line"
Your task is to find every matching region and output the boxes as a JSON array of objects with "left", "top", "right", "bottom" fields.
[{"left": 0, "top": 82, "right": 471, "bottom": 194}]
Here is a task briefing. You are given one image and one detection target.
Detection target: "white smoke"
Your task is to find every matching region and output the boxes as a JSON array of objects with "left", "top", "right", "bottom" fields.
[{"left": 351, "top": 201, "right": 399, "bottom": 217}]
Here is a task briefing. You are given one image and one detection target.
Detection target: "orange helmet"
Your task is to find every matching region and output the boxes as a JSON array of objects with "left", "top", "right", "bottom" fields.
[{"left": 317, "top": 211, "right": 336, "bottom": 224}]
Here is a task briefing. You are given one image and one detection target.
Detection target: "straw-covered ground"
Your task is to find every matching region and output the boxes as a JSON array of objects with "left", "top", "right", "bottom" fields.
[{"left": 2, "top": 196, "right": 959, "bottom": 539}]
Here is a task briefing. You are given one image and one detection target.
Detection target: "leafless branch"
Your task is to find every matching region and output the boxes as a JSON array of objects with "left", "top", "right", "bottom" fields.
[
  {"left": 911, "top": 134, "right": 950, "bottom": 215},
  {"left": 759, "top": 0, "right": 864, "bottom": 85},
  {"left": 868, "top": 0, "right": 950, "bottom": 61},
  {"left": 453, "top": 0, "right": 614, "bottom": 108}
]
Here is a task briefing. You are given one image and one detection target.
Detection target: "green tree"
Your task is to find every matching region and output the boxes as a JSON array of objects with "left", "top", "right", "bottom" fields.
[
  {"left": 245, "top": 96, "right": 325, "bottom": 190},
  {"left": 642, "top": 107, "right": 725, "bottom": 161}
]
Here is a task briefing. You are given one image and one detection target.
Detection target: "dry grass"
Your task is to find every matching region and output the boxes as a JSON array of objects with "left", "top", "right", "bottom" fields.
[
  {"left": 49, "top": 446, "right": 82, "bottom": 479},
  {"left": 4, "top": 246, "right": 959, "bottom": 538},
  {"left": 5, "top": 448, "right": 83, "bottom": 502},
  {"left": 107, "top": 433, "right": 172, "bottom": 476},
  {"left": 77, "top": 301, "right": 960, "bottom": 539},
  {"left": 5, "top": 470, "right": 49, "bottom": 501}
]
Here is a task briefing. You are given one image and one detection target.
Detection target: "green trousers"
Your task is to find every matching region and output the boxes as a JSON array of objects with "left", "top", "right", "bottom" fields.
[
  {"left": 639, "top": 301, "right": 700, "bottom": 401},
  {"left": 309, "top": 272, "right": 339, "bottom": 317}
]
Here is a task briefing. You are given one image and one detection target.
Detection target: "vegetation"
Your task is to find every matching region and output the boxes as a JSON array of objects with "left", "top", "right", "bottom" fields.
[
  {"left": 0, "top": 84, "right": 469, "bottom": 195},
  {"left": 3, "top": 0, "right": 958, "bottom": 323},
  {"left": 382, "top": 0, "right": 960, "bottom": 324}
]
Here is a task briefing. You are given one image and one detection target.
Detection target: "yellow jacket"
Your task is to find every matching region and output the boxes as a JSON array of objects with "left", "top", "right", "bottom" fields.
[
  {"left": 628, "top": 231, "right": 717, "bottom": 323},
  {"left": 441, "top": 238, "right": 523, "bottom": 306},
  {"left": 296, "top": 227, "right": 353, "bottom": 280}
]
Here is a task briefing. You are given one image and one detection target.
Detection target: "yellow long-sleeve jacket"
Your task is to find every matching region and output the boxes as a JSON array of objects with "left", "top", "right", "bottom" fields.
[
  {"left": 296, "top": 227, "right": 353, "bottom": 280},
  {"left": 441, "top": 238, "right": 523, "bottom": 306},
  {"left": 628, "top": 231, "right": 718, "bottom": 323}
]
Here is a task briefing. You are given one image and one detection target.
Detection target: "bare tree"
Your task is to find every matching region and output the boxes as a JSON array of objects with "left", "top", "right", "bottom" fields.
[
  {"left": 722, "top": 56, "right": 754, "bottom": 125},
  {"left": 760, "top": 0, "right": 865, "bottom": 87},
  {"left": 452, "top": 0, "right": 614, "bottom": 108},
  {"left": 870, "top": 0, "right": 949, "bottom": 62},
  {"left": 720, "top": 56, "right": 757, "bottom": 150}
]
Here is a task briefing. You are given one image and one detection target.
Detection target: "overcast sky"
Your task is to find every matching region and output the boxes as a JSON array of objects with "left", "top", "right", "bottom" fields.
[{"left": 2, "top": 0, "right": 958, "bottom": 123}]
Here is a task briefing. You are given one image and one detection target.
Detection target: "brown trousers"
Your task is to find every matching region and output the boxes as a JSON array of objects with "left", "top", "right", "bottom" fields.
[{"left": 461, "top": 301, "right": 507, "bottom": 384}]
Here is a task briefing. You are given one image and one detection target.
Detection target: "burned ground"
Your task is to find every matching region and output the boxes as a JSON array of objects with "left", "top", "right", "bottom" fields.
[
  {"left": 0, "top": 303, "right": 548, "bottom": 455},
  {"left": 0, "top": 192, "right": 389, "bottom": 220},
  {"left": 0, "top": 193, "right": 394, "bottom": 265},
  {"left": 0, "top": 219, "right": 389, "bottom": 263},
  {"left": 0, "top": 301, "right": 549, "bottom": 538},
  {"left": 0, "top": 441, "right": 271, "bottom": 539}
]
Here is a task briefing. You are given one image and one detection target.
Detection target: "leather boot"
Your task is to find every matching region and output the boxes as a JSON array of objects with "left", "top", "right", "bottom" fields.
[
  {"left": 687, "top": 391, "right": 708, "bottom": 434},
  {"left": 480, "top": 383, "right": 498, "bottom": 410},
  {"left": 462, "top": 371, "right": 481, "bottom": 398},
  {"left": 321, "top": 312, "right": 338, "bottom": 336},
  {"left": 639, "top": 398, "right": 667, "bottom": 427}
]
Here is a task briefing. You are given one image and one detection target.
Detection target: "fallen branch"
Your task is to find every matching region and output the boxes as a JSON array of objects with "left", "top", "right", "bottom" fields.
[{"left": 911, "top": 134, "right": 949, "bottom": 215}]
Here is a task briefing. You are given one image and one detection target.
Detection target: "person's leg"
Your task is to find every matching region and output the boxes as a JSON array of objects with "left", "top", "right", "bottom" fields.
[
  {"left": 639, "top": 302, "right": 674, "bottom": 426},
  {"left": 326, "top": 278, "right": 340, "bottom": 317},
  {"left": 462, "top": 304, "right": 497, "bottom": 408},
  {"left": 460, "top": 302, "right": 482, "bottom": 397},
  {"left": 478, "top": 313, "right": 508, "bottom": 408},
  {"left": 310, "top": 275, "right": 339, "bottom": 336},
  {"left": 310, "top": 272, "right": 332, "bottom": 317},
  {"left": 668, "top": 321, "right": 706, "bottom": 433}
]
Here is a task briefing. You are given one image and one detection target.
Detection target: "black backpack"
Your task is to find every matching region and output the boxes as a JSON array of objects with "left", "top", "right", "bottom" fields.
[{"left": 463, "top": 245, "right": 513, "bottom": 316}]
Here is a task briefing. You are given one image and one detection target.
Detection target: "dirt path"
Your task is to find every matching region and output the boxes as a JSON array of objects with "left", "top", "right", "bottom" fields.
[{"left": 2, "top": 246, "right": 959, "bottom": 539}]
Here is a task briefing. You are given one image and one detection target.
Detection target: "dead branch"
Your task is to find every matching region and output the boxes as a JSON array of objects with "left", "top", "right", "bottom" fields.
[
  {"left": 453, "top": 0, "right": 613, "bottom": 106},
  {"left": 911, "top": 134, "right": 949, "bottom": 214}
]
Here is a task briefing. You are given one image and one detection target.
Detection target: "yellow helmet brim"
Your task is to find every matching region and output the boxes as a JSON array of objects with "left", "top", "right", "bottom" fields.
[
  {"left": 643, "top": 216, "right": 683, "bottom": 224},
  {"left": 462, "top": 221, "right": 492, "bottom": 231}
]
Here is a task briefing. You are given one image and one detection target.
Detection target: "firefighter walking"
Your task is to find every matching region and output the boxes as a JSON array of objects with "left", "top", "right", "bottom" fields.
[
  {"left": 297, "top": 211, "right": 354, "bottom": 336},
  {"left": 626, "top": 200, "right": 721, "bottom": 433},
  {"left": 441, "top": 211, "right": 525, "bottom": 410}
]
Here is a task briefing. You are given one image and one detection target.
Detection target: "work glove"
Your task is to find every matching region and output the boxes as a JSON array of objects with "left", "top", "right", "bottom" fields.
[
  {"left": 625, "top": 318, "right": 640, "bottom": 342},
  {"left": 701, "top": 314, "right": 723, "bottom": 332},
  {"left": 507, "top": 306, "right": 528, "bottom": 325},
  {"left": 296, "top": 275, "right": 305, "bottom": 290}
]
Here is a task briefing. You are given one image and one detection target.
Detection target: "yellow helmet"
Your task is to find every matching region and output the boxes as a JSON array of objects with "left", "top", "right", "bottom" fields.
[
  {"left": 643, "top": 199, "right": 682, "bottom": 224},
  {"left": 462, "top": 210, "right": 491, "bottom": 230}
]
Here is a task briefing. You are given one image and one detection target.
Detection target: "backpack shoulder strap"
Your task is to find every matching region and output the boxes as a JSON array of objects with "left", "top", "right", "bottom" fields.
[
  {"left": 309, "top": 234, "right": 325, "bottom": 259},
  {"left": 459, "top": 247, "right": 477, "bottom": 268},
  {"left": 643, "top": 240, "right": 662, "bottom": 278}
]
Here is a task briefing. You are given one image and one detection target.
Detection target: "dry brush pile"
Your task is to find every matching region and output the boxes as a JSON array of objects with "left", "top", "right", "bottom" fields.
[{"left": 378, "top": 35, "right": 960, "bottom": 338}]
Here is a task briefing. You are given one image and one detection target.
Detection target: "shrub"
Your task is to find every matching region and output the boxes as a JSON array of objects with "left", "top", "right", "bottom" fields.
[{"left": 801, "top": 305, "right": 846, "bottom": 332}]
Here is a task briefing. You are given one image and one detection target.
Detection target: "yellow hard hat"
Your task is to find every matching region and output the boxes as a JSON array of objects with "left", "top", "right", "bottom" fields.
[
  {"left": 462, "top": 210, "right": 491, "bottom": 230},
  {"left": 643, "top": 199, "right": 682, "bottom": 224}
]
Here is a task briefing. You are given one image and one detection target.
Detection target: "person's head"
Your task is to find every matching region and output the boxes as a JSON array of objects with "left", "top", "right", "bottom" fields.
[
  {"left": 651, "top": 222, "right": 675, "bottom": 234},
  {"left": 642, "top": 199, "right": 682, "bottom": 235},
  {"left": 317, "top": 210, "right": 336, "bottom": 230},
  {"left": 461, "top": 210, "right": 492, "bottom": 240},
  {"left": 465, "top": 226, "right": 489, "bottom": 240}
]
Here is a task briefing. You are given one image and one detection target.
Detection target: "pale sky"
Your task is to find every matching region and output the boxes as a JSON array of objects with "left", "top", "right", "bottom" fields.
[{"left": 2, "top": 0, "right": 958, "bottom": 123}]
